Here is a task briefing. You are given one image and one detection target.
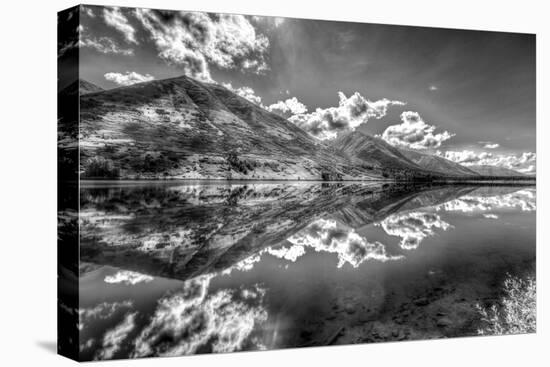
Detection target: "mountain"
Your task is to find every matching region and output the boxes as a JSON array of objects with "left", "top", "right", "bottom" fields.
[
  {"left": 333, "top": 131, "right": 482, "bottom": 178},
  {"left": 75, "top": 75, "right": 526, "bottom": 181},
  {"left": 402, "top": 149, "right": 479, "bottom": 177},
  {"left": 333, "top": 130, "right": 426, "bottom": 172},
  {"left": 79, "top": 75, "right": 381, "bottom": 180},
  {"left": 59, "top": 78, "right": 104, "bottom": 97},
  {"left": 468, "top": 165, "right": 525, "bottom": 177}
]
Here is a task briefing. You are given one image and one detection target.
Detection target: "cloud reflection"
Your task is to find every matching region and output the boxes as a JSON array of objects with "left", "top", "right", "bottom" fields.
[
  {"left": 79, "top": 300, "right": 134, "bottom": 331},
  {"left": 132, "top": 275, "right": 267, "bottom": 357},
  {"left": 379, "top": 211, "right": 451, "bottom": 250},
  {"left": 437, "top": 189, "right": 535, "bottom": 213},
  {"left": 286, "top": 219, "right": 404, "bottom": 267},
  {"left": 104, "top": 270, "right": 154, "bottom": 285},
  {"left": 95, "top": 312, "right": 138, "bottom": 360}
]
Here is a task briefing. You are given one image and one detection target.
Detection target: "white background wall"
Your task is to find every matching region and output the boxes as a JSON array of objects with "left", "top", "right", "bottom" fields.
[{"left": 0, "top": 0, "right": 548, "bottom": 365}]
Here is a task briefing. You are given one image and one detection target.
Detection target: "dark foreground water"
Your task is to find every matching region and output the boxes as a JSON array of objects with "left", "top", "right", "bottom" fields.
[{"left": 75, "top": 181, "right": 536, "bottom": 360}]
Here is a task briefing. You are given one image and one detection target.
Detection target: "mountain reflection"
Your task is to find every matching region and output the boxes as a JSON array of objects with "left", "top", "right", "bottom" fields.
[
  {"left": 79, "top": 182, "right": 535, "bottom": 281},
  {"left": 75, "top": 181, "right": 536, "bottom": 359}
]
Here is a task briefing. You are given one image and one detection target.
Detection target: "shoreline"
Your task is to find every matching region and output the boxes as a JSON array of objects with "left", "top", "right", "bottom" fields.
[{"left": 70, "top": 178, "right": 536, "bottom": 188}]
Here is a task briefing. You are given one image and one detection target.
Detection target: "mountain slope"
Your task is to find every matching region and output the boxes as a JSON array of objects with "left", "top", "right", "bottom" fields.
[
  {"left": 332, "top": 130, "right": 437, "bottom": 177},
  {"left": 402, "top": 149, "right": 479, "bottom": 177},
  {"left": 79, "top": 75, "right": 380, "bottom": 180},
  {"left": 468, "top": 165, "right": 525, "bottom": 177},
  {"left": 60, "top": 78, "right": 104, "bottom": 97}
]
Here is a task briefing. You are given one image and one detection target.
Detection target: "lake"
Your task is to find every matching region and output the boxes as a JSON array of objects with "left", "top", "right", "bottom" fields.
[{"left": 74, "top": 181, "right": 536, "bottom": 360}]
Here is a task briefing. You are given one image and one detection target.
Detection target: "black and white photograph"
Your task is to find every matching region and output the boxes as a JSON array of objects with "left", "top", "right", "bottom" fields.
[{"left": 54, "top": 2, "right": 539, "bottom": 364}]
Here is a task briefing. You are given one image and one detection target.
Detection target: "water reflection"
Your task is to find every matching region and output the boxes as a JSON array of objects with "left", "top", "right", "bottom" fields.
[
  {"left": 378, "top": 212, "right": 451, "bottom": 250},
  {"left": 132, "top": 274, "right": 267, "bottom": 358},
  {"left": 76, "top": 182, "right": 536, "bottom": 360},
  {"left": 436, "top": 188, "right": 536, "bottom": 213}
]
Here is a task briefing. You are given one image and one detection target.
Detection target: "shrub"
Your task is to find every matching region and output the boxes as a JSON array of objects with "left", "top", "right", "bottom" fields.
[
  {"left": 226, "top": 152, "right": 253, "bottom": 175},
  {"left": 476, "top": 273, "right": 536, "bottom": 335},
  {"left": 83, "top": 157, "right": 120, "bottom": 178}
]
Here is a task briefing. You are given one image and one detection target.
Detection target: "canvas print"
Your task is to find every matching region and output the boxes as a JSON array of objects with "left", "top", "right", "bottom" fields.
[{"left": 57, "top": 4, "right": 536, "bottom": 362}]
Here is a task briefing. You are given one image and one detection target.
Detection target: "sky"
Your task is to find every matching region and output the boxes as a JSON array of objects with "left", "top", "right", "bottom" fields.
[{"left": 67, "top": 5, "right": 536, "bottom": 174}]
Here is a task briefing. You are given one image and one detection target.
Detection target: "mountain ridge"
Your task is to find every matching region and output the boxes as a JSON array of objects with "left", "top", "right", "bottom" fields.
[
  {"left": 78, "top": 75, "right": 380, "bottom": 180},
  {"left": 72, "top": 75, "right": 532, "bottom": 181},
  {"left": 468, "top": 165, "right": 526, "bottom": 177}
]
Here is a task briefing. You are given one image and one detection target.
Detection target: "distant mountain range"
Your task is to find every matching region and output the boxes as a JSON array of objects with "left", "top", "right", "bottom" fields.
[
  {"left": 59, "top": 79, "right": 104, "bottom": 98},
  {"left": 61, "top": 76, "right": 528, "bottom": 180},
  {"left": 333, "top": 131, "right": 481, "bottom": 177},
  {"left": 468, "top": 165, "right": 525, "bottom": 177},
  {"left": 402, "top": 148, "right": 480, "bottom": 177}
]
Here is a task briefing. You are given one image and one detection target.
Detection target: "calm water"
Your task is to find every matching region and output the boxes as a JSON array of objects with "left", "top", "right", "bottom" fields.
[{"left": 75, "top": 181, "right": 536, "bottom": 360}]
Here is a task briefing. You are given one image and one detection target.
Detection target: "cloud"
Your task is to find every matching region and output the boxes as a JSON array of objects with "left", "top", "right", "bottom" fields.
[
  {"left": 95, "top": 312, "right": 138, "bottom": 360},
  {"left": 104, "top": 71, "right": 155, "bottom": 86},
  {"left": 267, "top": 97, "right": 308, "bottom": 118},
  {"left": 266, "top": 244, "right": 306, "bottom": 262},
  {"left": 480, "top": 142, "right": 500, "bottom": 149},
  {"left": 221, "top": 84, "right": 307, "bottom": 119},
  {"left": 437, "top": 150, "right": 536, "bottom": 174},
  {"left": 379, "top": 211, "right": 451, "bottom": 250},
  {"left": 132, "top": 275, "right": 267, "bottom": 357},
  {"left": 79, "top": 36, "right": 134, "bottom": 55},
  {"left": 436, "top": 189, "right": 536, "bottom": 213},
  {"left": 437, "top": 150, "right": 491, "bottom": 165},
  {"left": 78, "top": 300, "right": 133, "bottom": 331},
  {"left": 518, "top": 164, "right": 536, "bottom": 174},
  {"left": 222, "top": 82, "right": 263, "bottom": 105},
  {"left": 82, "top": 6, "right": 95, "bottom": 18},
  {"left": 287, "top": 218, "right": 404, "bottom": 267},
  {"left": 134, "top": 9, "right": 269, "bottom": 82},
  {"left": 251, "top": 15, "right": 286, "bottom": 29},
  {"left": 380, "top": 111, "right": 454, "bottom": 149},
  {"left": 288, "top": 92, "right": 405, "bottom": 140},
  {"left": 103, "top": 7, "right": 138, "bottom": 44},
  {"left": 104, "top": 270, "right": 154, "bottom": 285}
]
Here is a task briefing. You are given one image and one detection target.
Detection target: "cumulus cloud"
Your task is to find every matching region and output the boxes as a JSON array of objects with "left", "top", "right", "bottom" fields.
[
  {"left": 518, "top": 164, "right": 536, "bottom": 174},
  {"left": 79, "top": 36, "right": 134, "bottom": 55},
  {"left": 266, "top": 244, "right": 306, "bottom": 262},
  {"left": 78, "top": 300, "right": 133, "bottom": 331},
  {"left": 437, "top": 150, "right": 492, "bottom": 165},
  {"left": 104, "top": 71, "right": 155, "bottom": 86},
  {"left": 82, "top": 6, "right": 95, "bottom": 18},
  {"left": 104, "top": 270, "right": 154, "bottom": 285},
  {"left": 480, "top": 141, "right": 500, "bottom": 149},
  {"left": 132, "top": 275, "right": 267, "bottom": 357},
  {"left": 436, "top": 189, "right": 536, "bottom": 213},
  {"left": 221, "top": 83, "right": 308, "bottom": 120},
  {"left": 287, "top": 218, "right": 404, "bottom": 267},
  {"left": 437, "top": 150, "right": 536, "bottom": 174},
  {"left": 103, "top": 7, "right": 138, "bottom": 44},
  {"left": 267, "top": 97, "right": 308, "bottom": 118},
  {"left": 222, "top": 82, "right": 263, "bottom": 105},
  {"left": 380, "top": 111, "right": 454, "bottom": 150},
  {"left": 224, "top": 218, "right": 403, "bottom": 273},
  {"left": 251, "top": 15, "right": 286, "bottom": 29},
  {"left": 379, "top": 211, "right": 451, "bottom": 250},
  {"left": 95, "top": 312, "right": 138, "bottom": 360},
  {"left": 134, "top": 9, "right": 269, "bottom": 82},
  {"left": 288, "top": 92, "right": 405, "bottom": 140},
  {"left": 274, "top": 17, "right": 286, "bottom": 27}
]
